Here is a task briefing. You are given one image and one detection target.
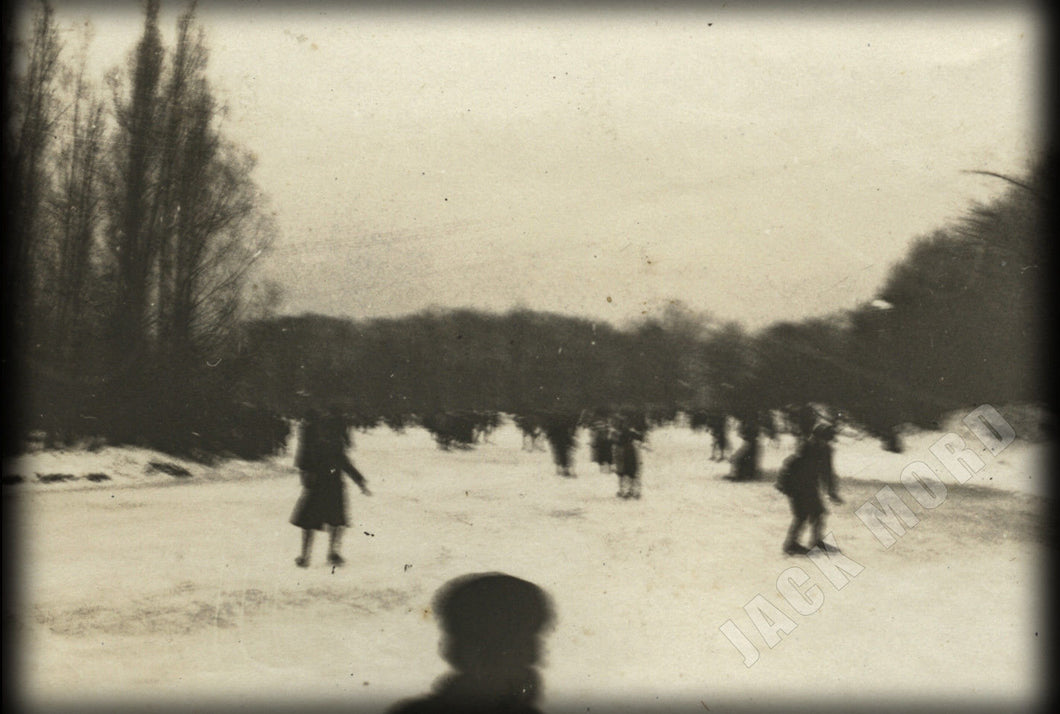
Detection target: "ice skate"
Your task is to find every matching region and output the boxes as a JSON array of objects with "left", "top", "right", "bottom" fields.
[{"left": 812, "top": 540, "right": 841, "bottom": 553}]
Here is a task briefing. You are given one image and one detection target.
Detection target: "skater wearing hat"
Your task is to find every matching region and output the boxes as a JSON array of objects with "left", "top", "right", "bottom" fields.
[{"left": 777, "top": 423, "right": 843, "bottom": 555}]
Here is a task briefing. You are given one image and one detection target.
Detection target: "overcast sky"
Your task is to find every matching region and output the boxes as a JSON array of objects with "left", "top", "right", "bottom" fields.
[{"left": 40, "top": 1, "right": 1044, "bottom": 329}]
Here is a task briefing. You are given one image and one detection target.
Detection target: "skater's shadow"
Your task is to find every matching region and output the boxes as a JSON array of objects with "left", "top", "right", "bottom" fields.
[{"left": 388, "top": 572, "right": 555, "bottom": 714}]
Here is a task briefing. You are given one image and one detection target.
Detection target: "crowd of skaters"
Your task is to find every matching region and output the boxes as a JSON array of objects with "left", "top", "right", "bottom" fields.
[{"left": 288, "top": 401, "right": 845, "bottom": 565}]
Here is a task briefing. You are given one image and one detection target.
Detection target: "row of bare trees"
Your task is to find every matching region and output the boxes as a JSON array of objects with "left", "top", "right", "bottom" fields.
[
  {"left": 5, "top": 1, "right": 277, "bottom": 454},
  {"left": 236, "top": 307, "right": 701, "bottom": 421}
]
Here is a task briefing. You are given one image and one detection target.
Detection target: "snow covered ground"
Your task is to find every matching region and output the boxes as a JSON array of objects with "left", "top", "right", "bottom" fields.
[{"left": 4, "top": 412, "right": 1050, "bottom": 713}]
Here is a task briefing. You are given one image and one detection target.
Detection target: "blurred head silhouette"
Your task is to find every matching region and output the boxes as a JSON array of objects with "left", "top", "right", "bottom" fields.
[
  {"left": 390, "top": 572, "right": 555, "bottom": 714},
  {"left": 437, "top": 572, "right": 553, "bottom": 674}
]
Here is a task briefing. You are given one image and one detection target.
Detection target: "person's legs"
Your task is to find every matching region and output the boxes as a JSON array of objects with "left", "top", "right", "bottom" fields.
[
  {"left": 327, "top": 525, "right": 345, "bottom": 565},
  {"left": 783, "top": 512, "right": 807, "bottom": 553},
  {"left": 296, "top": 529, "right": 313, "bottom": 567},
  {"left": 629, "top": 475, "right": 642, "bottom": 499},
  {"left": 810, "top": 513, "right": 839, "bottom": 551}
]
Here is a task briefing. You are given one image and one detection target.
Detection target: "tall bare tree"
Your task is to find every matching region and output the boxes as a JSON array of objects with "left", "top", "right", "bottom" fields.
[
  {"left": 106, "top": 0, "right": 164, "bottom": 374},
  {"left": 153, "top": 2, "right": 202, "bottom": 356},
  {"left": 8, "top": 0, "right": 62, "bottom": 335},
  {"left": 21, "top": 22, "right": 110, "bottom": 447},
  {"left": 5, "top": 0, "right": 63, "bottom": 448},
  {"left": 48, "top": 23, "right": 107, "bottom": 366},
  {"left": 162, "top": 9, "right": 273, "bottom": 361},
  {"left": 96, "top": 1, "right": 275, "bottom": 447}
]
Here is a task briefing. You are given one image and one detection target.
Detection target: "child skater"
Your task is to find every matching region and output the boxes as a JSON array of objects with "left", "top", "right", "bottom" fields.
[
  {"left": 291, "top": 406, "right": 371, "bottom": 567},
  {"left": 777, "top": 423, "right": 843, "bottom": 555}
]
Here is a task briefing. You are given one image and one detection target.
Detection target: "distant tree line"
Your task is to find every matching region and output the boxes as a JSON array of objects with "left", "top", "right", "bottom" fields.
[
  {"left": 235, "top": 306, "right": 701, "bottom": 422},
  {"left": 5, "top": 1, "right": 278, "bottom": 457}
]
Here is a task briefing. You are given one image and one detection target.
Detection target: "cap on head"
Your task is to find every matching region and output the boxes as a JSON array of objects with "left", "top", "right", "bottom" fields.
[{"left": 434, "top": 572, "right": 555, "bottom": 672}]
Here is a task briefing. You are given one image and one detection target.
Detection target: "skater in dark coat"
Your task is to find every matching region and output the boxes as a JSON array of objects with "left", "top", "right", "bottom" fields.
[
  {"left": 589, "top": 415, "right": 614, "bottom": 473},
  {"left": 291, "top": 407, "right": 371, "bottom": 567},
  {"left": 612, "top": 417, "right": 644, "bottom": 499},
  {"left": 776, "top": 423, "right": 843, "bottom": 555},
  {"left": 707, "top": 412, "right": 729, "bottom": 462},
  {"left": 728, "top": 412, "right": 761, "bottom": 481},
  {"left": 543, "top": 412, "right": 578, "bottom": 478}
]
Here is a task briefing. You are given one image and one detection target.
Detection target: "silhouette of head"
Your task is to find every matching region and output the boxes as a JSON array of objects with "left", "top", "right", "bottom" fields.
[
  {"left": 388, "top": 574, "right": 556, "bottom": 714},
  {"left": 428, "top": 573, "right": 554, "bottom": 707},
  {"left": 436, "top": 573, "right": 554, "bottom": 672}
]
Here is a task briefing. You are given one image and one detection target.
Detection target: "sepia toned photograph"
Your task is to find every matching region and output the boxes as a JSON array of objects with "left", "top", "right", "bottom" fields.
[{"left": 3, "top": 1, "right": 1051, "bottom": 713}]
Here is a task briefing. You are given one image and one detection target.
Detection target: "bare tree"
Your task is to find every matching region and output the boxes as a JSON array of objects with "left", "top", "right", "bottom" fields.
[
  {"left": 47, "top": 22, "right": 106, "bottom": 367},
  {"left": 21, "top": 22, "right": 110, "bottom": 447},
  {"left": 5, "top": 0, "right": 64, "bottom": 449},
  {"left": 149, "top": 5, "right": 276, "bottom": 382},
  {"left": 8, "top": 0, "right": 62, "bottom": 335},
  {"left": 105, "top": 0, "right": 164, "bottom": 372},
  {"left": 153, "top": 2, "right": 206, "bottom": 356},
  {"left": 189, "top": 151, "right": 275, "bottom": 354},
  {"left": 95, "top": 1, "right": 275, "bottom": 448}
]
